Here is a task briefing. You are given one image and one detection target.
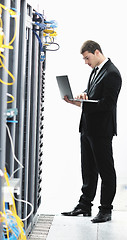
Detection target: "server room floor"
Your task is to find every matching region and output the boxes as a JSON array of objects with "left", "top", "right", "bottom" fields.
[
  {"left": 28, "top": 175, "right": 127, "bottom": 240},
  {"left": 28, "top": 210, "right": 127, "bottom": 240}
]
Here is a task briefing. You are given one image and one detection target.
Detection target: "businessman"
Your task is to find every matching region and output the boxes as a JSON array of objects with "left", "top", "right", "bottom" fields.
[{"left": 62, "top": 40, "right": 122, "bottom": 223}]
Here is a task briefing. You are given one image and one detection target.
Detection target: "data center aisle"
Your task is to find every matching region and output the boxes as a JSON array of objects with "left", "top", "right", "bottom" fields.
[{"left": 46, "top": 211, "right": 127, "bottom": 240}]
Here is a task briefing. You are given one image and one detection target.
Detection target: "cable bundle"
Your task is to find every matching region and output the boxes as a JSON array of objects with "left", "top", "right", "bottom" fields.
[
  {"left": 0, "top": 168, "right": 27, "bottom": 240},
  {"left": 32, "top": 11, "right": 60, "bottom": 63},
  {"left": 43, "top": 20, "right": 60, "bottom": 51}
]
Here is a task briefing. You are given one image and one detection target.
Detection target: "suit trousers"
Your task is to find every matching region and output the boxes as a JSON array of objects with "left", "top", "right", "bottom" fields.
[{"left": 79, "top": 132, "right": 116, "bottom": 213}]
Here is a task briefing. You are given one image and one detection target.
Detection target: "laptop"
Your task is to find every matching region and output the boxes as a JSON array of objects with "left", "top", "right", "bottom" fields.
[{"left": 56, "top": 75, "right": 98, "bottom": 102}]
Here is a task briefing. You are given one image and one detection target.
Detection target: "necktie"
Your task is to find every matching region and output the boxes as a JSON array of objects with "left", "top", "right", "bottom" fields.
[{"left": 90, "top": 67, "right": 99, "bottom": 85}]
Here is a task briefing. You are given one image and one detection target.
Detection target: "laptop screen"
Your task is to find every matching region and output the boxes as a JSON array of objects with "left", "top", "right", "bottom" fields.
[{"left": 56, "top": 75, "right": 73, "bottom": 100}]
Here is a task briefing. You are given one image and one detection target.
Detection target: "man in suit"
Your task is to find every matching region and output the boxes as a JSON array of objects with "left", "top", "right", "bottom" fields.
[{"left": 62, "top": 40, "right": 122, "bottom": 223}]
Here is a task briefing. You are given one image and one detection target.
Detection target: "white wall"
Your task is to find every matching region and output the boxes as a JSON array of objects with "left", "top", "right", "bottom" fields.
[{"left": 39, "top": 0, "right": 127, "bottom": 214}]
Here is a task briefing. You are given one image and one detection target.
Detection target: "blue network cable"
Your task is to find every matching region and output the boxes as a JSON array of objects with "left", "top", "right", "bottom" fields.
[
  {"left": 44, "top": 20, "right": 58, "bottom": 28},
  {"left": 33, "top": 30, "right": 45, "bottom": 62},
  {"left": 34, "top": 22, "right": 46, "bottom": 31}
]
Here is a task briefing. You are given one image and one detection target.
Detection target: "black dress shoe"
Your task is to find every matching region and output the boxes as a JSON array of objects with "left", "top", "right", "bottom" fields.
[
  {"left": 61, "top": 207, "right": 91, "bottom": 217},
  {"left": 91, "top": 211, "right": 111, "bottom": 223}
]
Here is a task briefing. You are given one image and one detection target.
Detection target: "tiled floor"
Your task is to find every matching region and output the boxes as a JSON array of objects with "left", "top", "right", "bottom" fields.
[{"left": 46, "top": 211, "right": 127, "bottom": 240}]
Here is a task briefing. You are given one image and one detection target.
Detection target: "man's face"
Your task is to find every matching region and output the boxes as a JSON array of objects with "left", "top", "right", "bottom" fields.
[{"left": 82, "top": 50, "right": 99, "bottom": 69}]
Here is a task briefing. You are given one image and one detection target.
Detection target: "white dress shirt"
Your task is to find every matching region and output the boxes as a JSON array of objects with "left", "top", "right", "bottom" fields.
[
  {"left": 96, "top": 57, "right": 108, "bottom": 76},
  {"left": 81, "top": 58, "right": 109, "bottom": 107}
]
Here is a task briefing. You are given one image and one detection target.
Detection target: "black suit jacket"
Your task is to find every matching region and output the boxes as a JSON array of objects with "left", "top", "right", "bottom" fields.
[{"left": 79, "top": 59, "right": 122, "bottom": 136}]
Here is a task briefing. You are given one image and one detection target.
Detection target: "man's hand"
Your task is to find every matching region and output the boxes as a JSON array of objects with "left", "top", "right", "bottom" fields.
[
  {"left": 64, "top": 96, "right": 81, "bottom": 107},
  {"left": 76, "top": 92, "right": 88, "bottom": 100}
]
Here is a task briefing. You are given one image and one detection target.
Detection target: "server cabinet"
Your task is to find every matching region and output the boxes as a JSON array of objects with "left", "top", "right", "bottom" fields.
[{"left": 0, "top": 0, "right": 45, "bottom": 237}]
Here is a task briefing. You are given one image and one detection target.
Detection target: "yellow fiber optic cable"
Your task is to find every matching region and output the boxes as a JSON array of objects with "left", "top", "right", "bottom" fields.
[
  {"left": 0, "top": 53, "right": 15, "bottom": 85},
  {"left": 0, "top": 6, "right": 2, "bottom": 28},
  {"left": 6, "top": 93, "right": 14, "bottom": 103},
  {"left": 0, "top": 3, "right": 17, "bottom": 18},
  {"left": 0, "top": 211, "right": 4, "bottom": 223},
  {"left": 0, "top": 4, "right": 17, "bottom": 49},
  {"left": 0, "top": 17, "right": 2, "bottom": 28},
  {"left": 8, "top": 11, "right": 17, "bottom": 47},
  {"left": 43, "top": 28, "right": 54, "bottom": 34},
  {"left": 0, "top": 4, "right": 16, "bottom": 86},
  {"left": 43, "top": 31, "right": 57, "bottom": 37}
]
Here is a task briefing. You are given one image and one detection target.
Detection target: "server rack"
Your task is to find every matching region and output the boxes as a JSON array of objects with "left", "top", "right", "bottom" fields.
[
  {"left": 0, "top": 0, "right": 46, "bottom": 237},
  {"left": 0, "top": 0, "right": 11, "bottom": 239}
]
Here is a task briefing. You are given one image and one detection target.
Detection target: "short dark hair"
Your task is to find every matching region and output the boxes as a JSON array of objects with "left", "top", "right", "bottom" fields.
[{"left": 80, "top": 40, "right": 103, "bottom": 54}]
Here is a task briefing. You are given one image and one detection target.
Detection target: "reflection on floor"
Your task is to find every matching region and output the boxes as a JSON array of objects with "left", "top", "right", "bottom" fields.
[{"left": 46, "top": 211, "right": 127, "bottom": 240}]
